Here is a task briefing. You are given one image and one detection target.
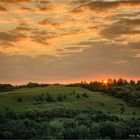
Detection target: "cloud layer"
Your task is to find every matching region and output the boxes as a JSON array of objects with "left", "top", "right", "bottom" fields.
[{"left": 0, "top": 0, "right": 140, "bottom": 83}]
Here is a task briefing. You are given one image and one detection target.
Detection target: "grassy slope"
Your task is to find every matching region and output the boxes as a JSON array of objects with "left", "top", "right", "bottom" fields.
[{"left": 0, "top": 85, "right": 139, "bottom": 118}]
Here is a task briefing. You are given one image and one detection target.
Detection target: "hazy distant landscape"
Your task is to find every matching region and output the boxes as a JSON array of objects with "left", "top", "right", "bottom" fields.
[{"left": 0, "top": 79, "right": 140, "bottom": 139}]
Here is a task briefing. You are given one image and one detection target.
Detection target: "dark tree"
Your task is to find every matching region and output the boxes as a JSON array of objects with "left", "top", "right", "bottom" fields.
[{"left": 0, "top": 84, "right": 13, "bottom": 92}]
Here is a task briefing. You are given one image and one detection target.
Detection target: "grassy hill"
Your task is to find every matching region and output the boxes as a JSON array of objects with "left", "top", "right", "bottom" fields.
[{"left": 0, "top": 85, "right": 139, "bottom": 118}]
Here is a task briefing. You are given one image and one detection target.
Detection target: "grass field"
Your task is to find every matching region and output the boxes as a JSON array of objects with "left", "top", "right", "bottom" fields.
[{"left": 0, "top": 85, "right": 139, "bottom": 118}]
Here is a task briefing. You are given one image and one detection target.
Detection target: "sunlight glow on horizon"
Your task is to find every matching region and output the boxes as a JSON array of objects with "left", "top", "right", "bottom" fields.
[{"left": 4, "top": 76, "right": 140, "bottom": 86}]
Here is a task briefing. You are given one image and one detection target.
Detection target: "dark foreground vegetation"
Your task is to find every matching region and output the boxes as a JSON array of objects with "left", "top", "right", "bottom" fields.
[
  {"left": 0, "top": 107, "right": 140, "bottom": 139},
  {"left": 67, "top": 78, "right": 140, "bottom": 107}
]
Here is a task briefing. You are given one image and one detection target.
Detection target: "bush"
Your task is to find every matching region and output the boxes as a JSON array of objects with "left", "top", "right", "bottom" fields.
[
  {"left": 17, "top": 97, "right": 22, "bottom": 103},
  {"left": 76, "top": 94, "right": 80, "bottom": 98},
  {"left": 63, "top": 95, "right": 67, "bottom": 99},
  {"left": 100, "top": 102, "right": 104, "bottom": 106},
  {"left": 75, "top": 125, "right": 90, "bottom": 139},
  {"left": 82, "top": 93, "right": 88, "bottom": 98},
  {"left": 45, "top": 93, "right": 55, "bottom": 102},
  {"left": 72, "top": 90, "right": 76, "bottom": 94},
  {"left": 99, "top": 121, "right": 115, "bottom": 139},
  {"left": 33, "top": 94, "right": 45, "bottom": 104},
  {"left": 133, "top": 111, "right": 136, "bottom": 115},
  {"left": 108, "top": 111, "right": 111, "bottom": 114},
  {"left": 50, "top": 121, "right": 64, "bottom": 139},
  {"left": 57, "top": 94, "right": 63, "bottom": 101},
  {"left": 120, "top": 107, "right": 125, "bottom": 114}
]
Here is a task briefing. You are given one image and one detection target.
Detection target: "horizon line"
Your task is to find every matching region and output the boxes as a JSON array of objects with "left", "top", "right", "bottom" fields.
[{"left": 1, "top": 77, "right": 140, "bottom": 86}]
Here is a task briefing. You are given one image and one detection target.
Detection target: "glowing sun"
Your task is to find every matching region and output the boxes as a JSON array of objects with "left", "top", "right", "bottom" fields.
[{"left": 103, "top": 80, "right": 108, "bottom": 84}]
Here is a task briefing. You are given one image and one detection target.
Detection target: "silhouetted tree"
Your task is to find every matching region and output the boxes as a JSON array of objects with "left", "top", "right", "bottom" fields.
[{"left": 0, "top": 84, "right": 13, "bottom": 92}]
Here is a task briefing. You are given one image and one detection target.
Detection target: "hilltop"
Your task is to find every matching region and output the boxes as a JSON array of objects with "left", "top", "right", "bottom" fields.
[{"left": 0, "top": 85, "right": 139, "bottom": 118}]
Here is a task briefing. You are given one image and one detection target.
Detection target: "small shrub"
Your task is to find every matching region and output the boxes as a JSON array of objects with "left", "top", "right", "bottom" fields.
[
  {"left": 17, "top": 97, "right": 22, "bottom": 103},
  {"left": 45, "top": 93, "right": 55, "bottom": 102},
  {"left": 100, "top": 102, "right": 104, "bottom": 106},
  {"left": 33, "top": 96, "right": 43, "bottom": 104},
  {"left": 72, "top": 90, "right": 76, "bottom": 94},
  {"left": 76, "top": 94, "right": 80, "bottom": 98},
  {"left": 120, "top": 106, "right": 125, "bottom": 114},
  {"left": 82, "top": 93, "right": 88, "bottom": 98},
  {"left": 63, "top": 94, "right": 67, "bottom": 99},
  {"left": 37, "top": 101, "right": 43, "bottom": 104},
  {"left": 133, "top": 111, "right": 136, "bottom": 115},
  {"left": 118, "top": 103, "right": 124, "bottom": 106},
  {"left": 57, "top": 94, "right": 63, "bottom": 101},
  {"left": 38, "top": 94, "right": 44, "bottom": 102},
  {"left": 108, "top": 111, "right": 111, "bottom": 114}
]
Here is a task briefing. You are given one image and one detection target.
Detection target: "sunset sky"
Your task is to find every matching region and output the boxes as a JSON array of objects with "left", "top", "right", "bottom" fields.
[{"left": 0, "top": 0, "right": 140, "bottom": 84}]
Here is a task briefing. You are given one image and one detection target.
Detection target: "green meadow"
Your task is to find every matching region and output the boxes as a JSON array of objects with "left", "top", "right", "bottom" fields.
[{"left": 0, "top": 85, "right": 139, "bottom": 118}]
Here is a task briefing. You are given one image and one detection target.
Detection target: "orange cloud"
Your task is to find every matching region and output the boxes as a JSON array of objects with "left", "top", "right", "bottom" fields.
[
  {"left": 0, "top": 5, "right": 7, "bottom": 13},
  {"left": 73, "top": 0, "right": 140, "bottom": 13}
]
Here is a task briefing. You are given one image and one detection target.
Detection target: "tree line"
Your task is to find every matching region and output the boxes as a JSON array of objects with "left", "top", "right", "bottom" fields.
[{"left": 0, "top": 82, "right": 50, "bottom": 92}]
